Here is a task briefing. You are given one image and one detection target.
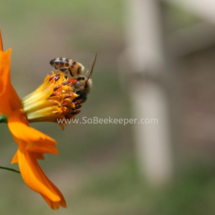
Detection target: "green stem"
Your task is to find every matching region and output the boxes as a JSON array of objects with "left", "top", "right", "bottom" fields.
[
  {"left": 0, "top": 114, "right": 8, "bottom": 123},
  {"left": 0, "top": 166, "right": 20, "bottom": 174}
]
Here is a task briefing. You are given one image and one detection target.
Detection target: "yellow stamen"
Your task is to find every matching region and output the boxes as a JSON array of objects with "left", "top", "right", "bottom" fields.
[{"left": 22, "top": 72, "right": 80, "bottom": 128}]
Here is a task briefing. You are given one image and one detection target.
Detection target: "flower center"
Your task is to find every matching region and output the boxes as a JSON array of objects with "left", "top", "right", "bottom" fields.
[{"left": 22, "top": 72, "right": 83, "bottom": 127}]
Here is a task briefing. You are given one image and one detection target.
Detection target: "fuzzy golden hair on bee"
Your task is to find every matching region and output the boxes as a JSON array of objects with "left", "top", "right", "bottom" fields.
[
  {"left": 72, "top": 53, "right": 97, "bottom": 104},
  {"left": 49, "top": 57, "right": 84, "bottom": 77},
  {"left": 75, "top": 53, "right": 97, "bottom": 93},
  {"left": 49, "top": 54, "right": 97, "bottom": 104}
]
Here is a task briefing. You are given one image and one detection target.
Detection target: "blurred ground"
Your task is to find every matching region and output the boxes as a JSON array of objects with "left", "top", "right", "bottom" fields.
[{"left": 0, "top": 1, "right": 215, "bottom": 215}]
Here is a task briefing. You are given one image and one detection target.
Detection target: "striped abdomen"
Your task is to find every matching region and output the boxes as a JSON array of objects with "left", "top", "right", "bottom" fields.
[{"left": 50, "top": 57, "right": 84, "bottom": 77}]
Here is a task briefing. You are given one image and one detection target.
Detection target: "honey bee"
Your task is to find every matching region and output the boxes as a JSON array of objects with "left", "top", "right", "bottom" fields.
[
  {"left": 50, "top": 54, "right": 97, "bottom": 104},
  {"left": 73, "top": 54, "right": 97, "bottom": 103},
  {"left": 50, "top": 57, "right": 84, "bottom": 77}
]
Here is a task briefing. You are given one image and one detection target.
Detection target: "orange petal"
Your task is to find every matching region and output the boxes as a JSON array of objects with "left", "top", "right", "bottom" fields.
[
  {"left": 0, "top": 49, "right": 21, "bottom": 115},
  {"left": 17, "top": 144, "right": 66, "bottom": 209},
  {"left": 11, "top": 150, "right": 18, "bottom": 164},
  {"left": 34, "top": 153, "right": 45, "bottom": 160},
  {"left": 11, "top": 85, "right": 22, "bottom": 104},
  {"left": 14, "top": 151, "right": 45, "bottom": 161},
  {"left": 8, "top": 109, "right": 58, "bottom": 155},
  {"left": 0, "top": 28, "right": 3, "bottom": 51},
  {"left": 0, "top": 49, "right": 13, "bottom": 115}
]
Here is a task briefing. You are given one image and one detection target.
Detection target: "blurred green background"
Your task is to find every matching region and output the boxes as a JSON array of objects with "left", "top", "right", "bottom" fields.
[{"left": 1, "top": 0, "right": 215, "bottom": 215}]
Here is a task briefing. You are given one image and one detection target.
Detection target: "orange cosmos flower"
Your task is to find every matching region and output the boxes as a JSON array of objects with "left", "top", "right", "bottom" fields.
[{"left": 0, "top": 29, "right": 66, "bottom": 209}]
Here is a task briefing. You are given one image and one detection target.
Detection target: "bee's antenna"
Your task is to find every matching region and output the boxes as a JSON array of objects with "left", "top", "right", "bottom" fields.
[{"left": 85, "top": 53, "right": 97, "bottom": 88}]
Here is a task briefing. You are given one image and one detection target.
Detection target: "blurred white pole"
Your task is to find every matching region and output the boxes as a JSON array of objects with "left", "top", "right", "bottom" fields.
[{"left": 124, "top": 0, "right": 173, "bottom": 185}]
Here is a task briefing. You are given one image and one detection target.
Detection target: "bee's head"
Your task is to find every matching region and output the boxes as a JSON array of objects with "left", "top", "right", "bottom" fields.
[{"left": 75, "top": 76, "right": 92, "bottom": 94}]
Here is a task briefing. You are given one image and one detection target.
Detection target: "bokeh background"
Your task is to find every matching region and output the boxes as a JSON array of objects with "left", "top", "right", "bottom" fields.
[{"left": 0, "top": 0, "right": 215, "bottom": 214}]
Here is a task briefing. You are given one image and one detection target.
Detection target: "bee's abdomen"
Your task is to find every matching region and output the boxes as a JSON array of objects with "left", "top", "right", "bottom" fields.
[{"left": 50, "top": 58, "right": 84, "bottom": 77}]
